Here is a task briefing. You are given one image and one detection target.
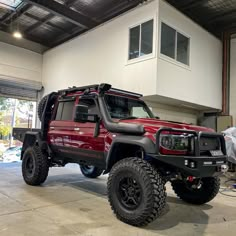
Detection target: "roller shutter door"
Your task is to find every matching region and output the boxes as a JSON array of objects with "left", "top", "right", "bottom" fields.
[{"left": 0, "top": 75, "right": 42, "bottom": 100}]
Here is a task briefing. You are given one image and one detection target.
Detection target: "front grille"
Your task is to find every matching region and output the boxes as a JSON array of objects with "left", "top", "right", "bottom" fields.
[{"left": 199, "top": 137, "right": 220, "bottom": 152}]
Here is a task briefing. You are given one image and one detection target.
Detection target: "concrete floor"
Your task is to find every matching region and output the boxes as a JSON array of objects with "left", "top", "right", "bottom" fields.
[{"left": 0, "top": 163, "right": 235, "bottom": 236}]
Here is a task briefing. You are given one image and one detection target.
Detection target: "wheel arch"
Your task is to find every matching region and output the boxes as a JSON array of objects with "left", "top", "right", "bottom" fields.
[
  {"left": 105, "top": 136, "right": 156, "bottom": 173},
  {"left": 21, "top": 132, "right": 44, "bottom": 159}
]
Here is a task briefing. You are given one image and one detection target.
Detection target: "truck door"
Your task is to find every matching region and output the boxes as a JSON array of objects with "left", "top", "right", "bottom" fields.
[
  {"left": 72, "top": 97, "right": 106, "bottom": 168},
  {"left": 48, "top": 97, "right": 76, "bottom": 160},
  {"left": 48, "top": 96, "right": 106, "bottom": 168}
]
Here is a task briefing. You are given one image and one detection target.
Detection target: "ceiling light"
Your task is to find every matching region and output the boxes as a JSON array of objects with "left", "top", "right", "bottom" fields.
[{"left": 13, "top": 31, "right": 22, "bottom": 39}]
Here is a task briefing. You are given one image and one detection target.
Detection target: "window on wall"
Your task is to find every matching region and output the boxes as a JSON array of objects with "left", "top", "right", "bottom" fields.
[
  {"left": 129, "top": 19, "right": 154, "bottom": 60},
  {"left": 160, "top": 22, "right": 190, "bottom": 66}
]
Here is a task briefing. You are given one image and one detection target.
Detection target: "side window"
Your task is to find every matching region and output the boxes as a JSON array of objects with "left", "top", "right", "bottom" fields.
[
  {"left": 55, "top": 100, "right": 75, "bottom": 120},
  {"left": 55, "top": 102, "right": 63, "bottom": 120},
  {"left": 78, "top": 98, "right": 99, "bottom": 115},
  {"left": 129, "top": 19, "right": 154, "bottom": 60},
  {"left": 160, "top": 22, "right": 190, "bottom": 66}
]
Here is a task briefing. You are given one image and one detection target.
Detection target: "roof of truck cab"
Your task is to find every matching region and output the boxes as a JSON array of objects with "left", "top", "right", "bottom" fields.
[{"left": 59, "top": 85, "right": 143, "bottom": 99}]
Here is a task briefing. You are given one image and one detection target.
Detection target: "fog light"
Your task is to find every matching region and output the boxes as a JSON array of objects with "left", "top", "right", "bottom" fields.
[
  {"left": 220, "top": 164, "right": 228, "bottom": 173},
  {"left": 190, "top": 162, "right": 195, "bottom": 168},
  {"left": 185, "top": 160, "right": 188, "bottom": 166},
  {"left": 204, "top": 161, "right": 213, "bottom": 165}
]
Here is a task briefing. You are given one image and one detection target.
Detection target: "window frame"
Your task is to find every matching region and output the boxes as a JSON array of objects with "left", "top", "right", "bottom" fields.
[
  {"left": 54, "top": 98, "right": 76, "bottom": 121},
  {"left": 127, "top": 17, "right": 156, "bottom": 64},
  {"left": 104, "top": 94, "right": 155, "bottom": 119},
  {"left": 159, "top": 21, "right": 191, "bottom": 69},
  {"left": 77, "top": 96, "right": 101, "bottom": 119}
]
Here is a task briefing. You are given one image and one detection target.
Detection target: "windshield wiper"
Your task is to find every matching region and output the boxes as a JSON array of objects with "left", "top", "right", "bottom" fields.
[{"left": 119, "top": 116, "right": 138, "bottom": 120}]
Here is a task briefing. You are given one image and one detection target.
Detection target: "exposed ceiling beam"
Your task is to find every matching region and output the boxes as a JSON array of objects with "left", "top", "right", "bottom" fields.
[
  {"left": 1, "top": 3, "right": 31, "bottom": 25},
  {"left": 51, "top": 27, "right": 84, "bottom": 47},
  {"left": 208, "top": 10, "right": 236, "bottom": 24},
  {"left": 24, "top": 0, "right": 78, "bottom": 34},
  {"left": 23, "top": 0, "right": 97, "bottom": 28},
  {"left": 24, "top": 14, "right": 54, "bottom": 34},
  {"left": 24, "top": 12, "right": 72, "bottom": 34},
  {"left": 101, "top": 0, "right": 141, "bottom": 21},
  {"left": 180, "top": 0, "right": 208, "bottom": 10},
  {"left": 52, "top": 0, "right": 144, "bottom": 47},
  {"left": 65, "top": 0, "right": 78, "bottom": 7}
]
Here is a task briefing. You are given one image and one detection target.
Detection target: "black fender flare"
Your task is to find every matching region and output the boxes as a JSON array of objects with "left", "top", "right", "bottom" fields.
[
  {"left": 105, "top": 135, "right": 156, "bottom": 172},
  {"left": 21, "top": 132, "right": 45, "bottom": 159}
]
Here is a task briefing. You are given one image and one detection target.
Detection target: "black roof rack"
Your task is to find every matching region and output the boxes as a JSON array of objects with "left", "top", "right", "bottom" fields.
[
  {"left": 58, "top": 84, "right": 99, "bottom": 96},
  {"left": 109, "top": 88, "right": 142, "bottom": 98},
  {"left": 58, "top": 83, "right": 143, "bottom": 98}
]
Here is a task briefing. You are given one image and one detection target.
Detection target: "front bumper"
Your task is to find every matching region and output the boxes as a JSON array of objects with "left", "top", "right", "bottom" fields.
[
  {"left": 151, "top": 127, "right": 228, "bottom": 178},
  {"left": 148, "top": 153, "right": 227, "bottom": 178}
]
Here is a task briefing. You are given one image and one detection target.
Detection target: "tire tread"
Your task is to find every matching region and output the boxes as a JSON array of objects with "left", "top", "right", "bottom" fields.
[
  {"left": 22, "top": 146, "right": 49, "bottom": 186},
  {"left": 107, "top": 157, "right": 166, "bottom": 226},
  {"left": 171, "top": 177, "right": 220, "bottom": 205}
]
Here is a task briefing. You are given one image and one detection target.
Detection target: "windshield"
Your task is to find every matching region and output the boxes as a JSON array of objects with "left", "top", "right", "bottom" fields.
[{"left": 104, "top": 94, "right": 154, "bottom": 119}]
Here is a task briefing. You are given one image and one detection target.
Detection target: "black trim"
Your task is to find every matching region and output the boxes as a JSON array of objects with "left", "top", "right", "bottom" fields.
[
  {"left": 148, "top": 153, "right": 227, "bottom": 178},
  {"left": 98, "top": 95, "right": 145, "bottom": 135},
  {"left": 58, "top": 97, "right": 76, "bottom": 102},
  {"left": 13, "top": 128, "right": 40, "bottom": 143},
  {"left": 58, "top": 83, "right": 142, "bottom": 99},
  {"left": 105, "top": 135, "right": 156, "bottom": 171},
  {"left": 50, "top": 145, "right": 106, "bottom": 168},
  {"left": 20, "top": 131, "right": 44, "bottom": 159},
  {"left": 109, "top": 88, "right": 142, "bottom": 98},
  {"left": 156, "top": 127, "right": 227, "bottom": 156},
  {"left": 41, "top": 92, "right": 58, "bottom": 139}
]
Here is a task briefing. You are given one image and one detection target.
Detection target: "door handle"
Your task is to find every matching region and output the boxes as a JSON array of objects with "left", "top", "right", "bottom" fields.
[
  {"left": 50, "top": 127, "right": 55, "bottom": 130},
  {"left": 74, "top": 128, "right": 80, "bottom": 131}
]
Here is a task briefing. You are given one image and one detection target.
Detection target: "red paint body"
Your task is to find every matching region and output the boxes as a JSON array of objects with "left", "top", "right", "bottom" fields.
[{"left": 47, "top": 92, "right": 214, "bottom": 158}]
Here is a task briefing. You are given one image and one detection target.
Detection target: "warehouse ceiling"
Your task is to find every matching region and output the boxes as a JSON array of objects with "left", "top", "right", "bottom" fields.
[
  {"left": 0, "top": 0, "right": 236, "bottom": 49},
  {"left": 166, "top": 0, "right": 236, "bottom": 37},
  {"left": 0, "top": 0, "right": 146, "bottom": 48}
]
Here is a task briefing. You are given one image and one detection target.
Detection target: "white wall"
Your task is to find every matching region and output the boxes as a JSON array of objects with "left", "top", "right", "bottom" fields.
[
  {"left": 146, "top": 101, "right": 198, "bottom": 124},
  {"left": 157, "top": 0, "right": 222, "bottom": 110},
  {"left": 0, "top": 42, "right": 42, "bottom": 83},
  {"left": 42, "top": 0, "right": 159, "bottom": 95},
  {"left": 42, "top": 0, "right": 222, "bottom": 122},
  {"left": 230, "top": 39, "right": 236, "bottom": 125}
]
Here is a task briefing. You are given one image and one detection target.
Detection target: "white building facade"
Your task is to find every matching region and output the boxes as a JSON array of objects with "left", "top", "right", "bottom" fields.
[
  {"left": 0, "top": 0, "right": 223, "bottom": 125},
  {"left": 42, "top": 0, "right": 222, "bottom": 124}
]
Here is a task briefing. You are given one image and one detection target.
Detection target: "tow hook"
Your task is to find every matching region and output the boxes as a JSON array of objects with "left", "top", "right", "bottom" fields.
[
  {"left": 187, "top": 176, "right": 202, "bottom": 189},
  {"left": 220, "top": 164, "right": 229, "bottom": 173},
  {"left": 187, "top": 176, "right": 194, "bottom": 182}
]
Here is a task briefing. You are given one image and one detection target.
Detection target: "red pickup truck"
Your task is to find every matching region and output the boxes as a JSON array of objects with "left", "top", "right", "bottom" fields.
[{"left": 13, "top": 83, "right": 228, "bottom": 226}]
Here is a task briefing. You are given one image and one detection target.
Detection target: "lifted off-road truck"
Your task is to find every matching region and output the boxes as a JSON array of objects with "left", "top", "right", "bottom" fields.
[{"left": 13, "top": 84, "right": 228, "bottom": 226}]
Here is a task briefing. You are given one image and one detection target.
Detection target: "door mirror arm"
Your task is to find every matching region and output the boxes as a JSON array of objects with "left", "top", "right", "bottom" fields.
[{"left": 94, "top": 118, "right": 101, "bottom": 138}]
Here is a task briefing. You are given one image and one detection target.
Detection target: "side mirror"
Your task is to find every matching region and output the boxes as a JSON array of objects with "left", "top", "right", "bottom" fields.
[{"left": 74, "top": 105, "right": 99, "bottom": 123}]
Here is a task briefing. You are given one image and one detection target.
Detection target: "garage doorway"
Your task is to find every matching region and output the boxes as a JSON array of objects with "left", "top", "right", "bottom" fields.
[{"left": 0, "top": 97, "right": 37, "bottom": 163}]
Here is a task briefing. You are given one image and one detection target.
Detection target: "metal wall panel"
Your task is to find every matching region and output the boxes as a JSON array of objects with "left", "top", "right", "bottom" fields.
[{"left": 0, "top": 76, "right": 42, "bottom": 100}]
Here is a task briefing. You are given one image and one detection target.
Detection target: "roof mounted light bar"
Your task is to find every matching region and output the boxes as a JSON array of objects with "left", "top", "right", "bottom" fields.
[
  {"left": 109, "top": 88, "right": 142, "bottom": 98},
  {"left": 58, "top": 83, "right": 143, "bottom": 98}
]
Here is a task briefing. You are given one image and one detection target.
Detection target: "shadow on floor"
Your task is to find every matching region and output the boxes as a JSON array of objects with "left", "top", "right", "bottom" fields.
[{"left": 17, "top": 170, "right": 236, "bottom": 235}]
